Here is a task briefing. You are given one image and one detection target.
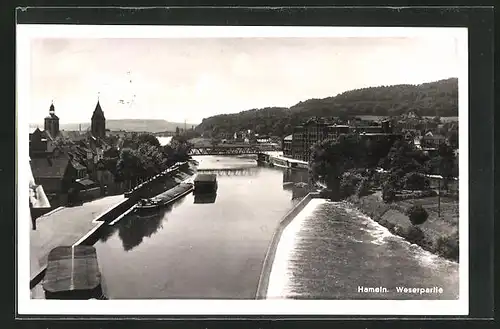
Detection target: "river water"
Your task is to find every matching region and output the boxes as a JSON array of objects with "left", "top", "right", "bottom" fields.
[
  {"left": 94, "top": 155, "right": 303, "bottom": 299},
  {"left": 267, "top": 199, "right": 459, "bottom": 300},
  {"left": 93, "top": 155, "right": 459, "bottom": 300}
]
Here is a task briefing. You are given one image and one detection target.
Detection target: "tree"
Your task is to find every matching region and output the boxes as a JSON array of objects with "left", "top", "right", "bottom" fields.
[
  {"left": 116, "top": 148, "right": 143, "bottom": 186},
  {"left": 404, "top": 172, "right": 429, "bottom": 191},
  {"left": 162, "top": 137, "right": 192, "bottom": 166},
  {"left": 437, "top": 143, "right": 456, "bottom": 189},
  {"left": 339, "top": 171, "right": 363, "bottom": 197},
  {"left": 382, "top": 182, "right": 396, "bottom": 202},
  {"left": 379, "top": 140, "right": 425, "bottom": 174},
  {"left": 137, "top": 133, "right": 161, "bottom": 148},
  {"left": 406, "top": 204, "right": 429, "bottom": 225},
  {"left": 432, "top": 116, "right": 442, "bottom": 123},
  {"left": 448, "top": 130, "right": 459, "bottom": 149}
]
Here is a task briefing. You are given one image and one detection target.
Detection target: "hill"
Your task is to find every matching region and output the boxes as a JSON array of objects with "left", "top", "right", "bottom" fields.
[
  {"left": 195, "top": 78, "right": 458, "bottom": 136},
  {"left": 30, "top": 119, "right": 198, "bottom": 133}
]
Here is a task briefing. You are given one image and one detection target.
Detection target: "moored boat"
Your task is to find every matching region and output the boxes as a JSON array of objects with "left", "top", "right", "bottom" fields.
[
  {"left": 135, "top": 182, "right": 194, "bottom": 212},
  {"left": 193, "top": 173, "right": 218, "bottom": 194}
]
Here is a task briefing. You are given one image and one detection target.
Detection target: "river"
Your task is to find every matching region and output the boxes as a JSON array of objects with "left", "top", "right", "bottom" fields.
[
  {"left": 267, "top": 199, "right": 459, "bottom": 299},
  {"left": 93, "top": 155, "right": 304, "bottom": 299},
  {"left": 92, "top": 155, "right": 458, "bottom": 299}
]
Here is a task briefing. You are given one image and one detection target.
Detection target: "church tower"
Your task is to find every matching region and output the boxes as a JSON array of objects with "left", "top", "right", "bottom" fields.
[
  {"left": 43, "top": 101, "right": 59, "bottom": 138},
  {"left": 91, "top": 99, "right": 106, "bottom": 139}
]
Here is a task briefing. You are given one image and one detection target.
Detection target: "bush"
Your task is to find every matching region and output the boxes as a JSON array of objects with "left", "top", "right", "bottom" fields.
[
  {"left": 405, "top": 226, "right": 426, "bottom": 245},
  {"left": 404, "top": 172, "right": 430, "bottom": 191},
  {"left": 356, "top": 177, "right": 371, "bottom": 197},
  {"left": 387, "top": 171, "right": 404, "bottom": 189},
  {"left": 436, "top": 228, "right": 459, "bottom": 260},
  {"left": 406, "top": 205, "right": 429, "bottom": 225},
  {"left": 340, "top": 172, "right": 363, "bottom": 197},
  {"left": 382, "top": 183, "right": 396, "bottom": 203}
]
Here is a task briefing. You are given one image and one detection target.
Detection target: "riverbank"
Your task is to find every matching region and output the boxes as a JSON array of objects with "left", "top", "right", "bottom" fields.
[
  {"left": 348, "top": 192, "right": 459, "bottom": 262},
  {"left": 30, "top": 162, "right": 198, "bottom": 291}
]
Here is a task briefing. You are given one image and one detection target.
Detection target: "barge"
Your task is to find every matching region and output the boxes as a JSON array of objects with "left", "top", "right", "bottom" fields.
[
  {"left": 269, "top": 154, "right": 309, "bottom": 170},
  {"left": 42, "top": 246, "right": 107, "bottom": 300},
  {"left": 135, "top": 182, "right": 194, "bottom": 212},
  {"left": 193, "top": 173, "right": 218, "bottom": 194}
]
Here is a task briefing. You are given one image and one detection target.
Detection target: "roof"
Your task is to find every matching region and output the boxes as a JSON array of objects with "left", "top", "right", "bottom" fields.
[
  {"left": 194, "top": 173, "right": 217, "bottom": 182},
  {"left": 30, "top": 156, "right": 70, "bottom": 178},
  {"left": 360, "top": 133, "right": 402, "bottom": 136},
  {"left": 284, "top": 134, "right": 293, "bottom": 141},
  {"left": 75, "top": 178, "right": 96, "bottom": 187},
  {"left": 45, "top": 103, "right": 59, "bottom": 120},
  {"left": 91, "top": 101, "right": 105, "bottom": 120},
  {"left": 43, "top": 246, "right": 101, "bottom": 293},
  {"left": 43, "top": 130, "right": 54, "bottom": 141},
  {"left": 45, "top": 113, "right": 59, "bottom": 120},
  {"left": 423, "top": 134, "right": 446, "bottom": 140},
  {"left": 71, "top": 160, "right": 87, "bottom": 171}
]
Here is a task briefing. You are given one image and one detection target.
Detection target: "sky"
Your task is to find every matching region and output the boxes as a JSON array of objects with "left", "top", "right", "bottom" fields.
[{"left": 29, "top": 36, "right": 461, "bottom": 124}]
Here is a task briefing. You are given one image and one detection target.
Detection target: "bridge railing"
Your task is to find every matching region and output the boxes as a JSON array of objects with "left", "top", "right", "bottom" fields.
[{"left": 188, "top": 144, "right": 280, "bottom": 156}]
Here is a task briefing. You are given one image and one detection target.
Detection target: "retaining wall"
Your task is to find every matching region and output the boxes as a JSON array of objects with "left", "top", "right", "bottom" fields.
[
  {"left": 255, "top": 192, "right": 320, "bottom": 299},
  {"left": 30, "top": 163, "right": 195, "bottom": 290},
  {"left": 29, "top": 197, "right": 136, "bottom": 289}
]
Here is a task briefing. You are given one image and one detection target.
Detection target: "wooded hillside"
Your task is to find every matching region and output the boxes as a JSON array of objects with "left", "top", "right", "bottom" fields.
[{"left": 195, "top": 78, "right": 458, "bottom": 136}]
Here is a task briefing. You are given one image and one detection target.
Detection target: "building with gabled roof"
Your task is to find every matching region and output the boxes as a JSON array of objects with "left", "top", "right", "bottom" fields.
[{"left": 29, "top": 152, "right": 87, "bottom": 196}]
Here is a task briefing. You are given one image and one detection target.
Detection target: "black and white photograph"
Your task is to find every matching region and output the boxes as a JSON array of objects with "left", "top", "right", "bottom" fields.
[{"left": 17, "top": 24, "right": 468, "bottom": 316}]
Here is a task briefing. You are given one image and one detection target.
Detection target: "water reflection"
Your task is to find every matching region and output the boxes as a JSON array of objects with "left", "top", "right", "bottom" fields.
[
  {"left": 118, "top": 211, "right": 164, "bottom": 251},
  {"left": 99, "top": 197, "right": 188, "bottom": 252},
  {"left": 292, "top": 183, "right": 309, "bottom": 199},
  {"left": 194, "top": 193, "right": 217, "bottom": 204},
  {"left": 282, "top": 168, "right": 309, "bottom": 185},
  {"left": 281, "top": 168, "right": 311, "bottom": 199}
]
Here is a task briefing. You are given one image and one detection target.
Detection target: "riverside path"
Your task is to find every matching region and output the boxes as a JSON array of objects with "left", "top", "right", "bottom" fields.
[{"left": 30, "top": 194, "right": 126, "bottom": 284}]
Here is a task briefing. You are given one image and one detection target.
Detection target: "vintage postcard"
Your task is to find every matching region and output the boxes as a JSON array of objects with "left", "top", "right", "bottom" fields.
[{"left": 17, "top": 24, "right": 468, "bottom": 315}]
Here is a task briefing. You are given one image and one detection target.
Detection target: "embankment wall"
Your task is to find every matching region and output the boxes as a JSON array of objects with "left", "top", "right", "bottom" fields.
[{"left": 255, "top": 192, "right": 320, "bottom": 299}]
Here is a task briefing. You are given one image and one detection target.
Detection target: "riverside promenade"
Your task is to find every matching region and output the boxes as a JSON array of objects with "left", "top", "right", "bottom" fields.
[{"left": 30, "top": 194, "right": 126, "bottom": 286}]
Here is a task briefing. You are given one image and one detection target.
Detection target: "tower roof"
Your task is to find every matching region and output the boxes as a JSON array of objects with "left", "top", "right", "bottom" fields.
[
  {"left": 92, "top": 100, "right": 105, "bottom": 120},
  {"left": 44, "top": 102, "right": 59, "bottom": 120}
]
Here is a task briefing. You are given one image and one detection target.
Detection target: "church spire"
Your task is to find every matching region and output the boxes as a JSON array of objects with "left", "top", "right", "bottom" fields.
[
  {"left": 44, "top": 100, "right": 59, "bottom": 137},
  {"left": 49, "top": 100, "right": 55, "bottom": 114},
  {"left": 91, "top": 95, "right": 106, "bottom": 139}
]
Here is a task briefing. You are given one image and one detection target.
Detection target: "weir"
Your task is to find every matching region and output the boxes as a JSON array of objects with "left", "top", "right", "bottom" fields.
[{"left": 255, "top": 191, "right": 320, "bottom": 299}]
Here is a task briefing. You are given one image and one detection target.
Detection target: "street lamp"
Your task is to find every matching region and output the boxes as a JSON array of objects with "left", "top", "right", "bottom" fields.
[
  {"left": 437, "top": 167, "right": 441, "bottom": 218},
  {"left": 438, "top": 174, "right": 441, "bottom": 218}
]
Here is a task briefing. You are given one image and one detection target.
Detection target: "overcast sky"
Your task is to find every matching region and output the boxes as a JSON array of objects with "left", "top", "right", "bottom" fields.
[{"left": 29, "top": 36, "right": 460, "bottom": 124}]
